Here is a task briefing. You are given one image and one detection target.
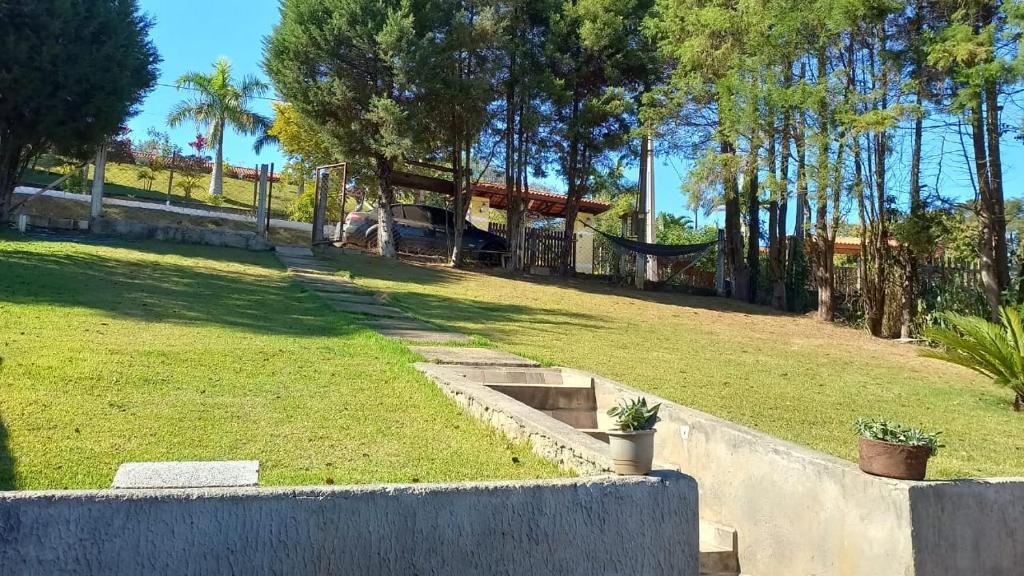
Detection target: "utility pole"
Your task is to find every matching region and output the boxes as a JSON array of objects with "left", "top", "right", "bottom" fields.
[
  {"left": 644, "top": 134, "right": 658, "bottom": 283},
  {"left": 635, "top": 133, "right": 658, "bottom": 288}
]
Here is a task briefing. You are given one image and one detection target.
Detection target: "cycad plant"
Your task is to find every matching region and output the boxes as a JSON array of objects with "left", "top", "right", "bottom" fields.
[
  {"left": 922, "top": 306, "right": 1024, "bottom": 412},
  {"left": 168, "top": 58, "right": 270, "bottom": 197}
]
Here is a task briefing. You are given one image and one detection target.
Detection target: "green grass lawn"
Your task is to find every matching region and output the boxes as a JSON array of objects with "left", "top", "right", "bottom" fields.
[
  {"left": 19, "top": 158, "right": 298, "bottom": 218},
  {"left": 13, "top": 195, "right": 310, "bottom": 246},
  {"left": 0, "top": 236, "right": 561, "bottom": 490},
  {"left": 327, "top": 251, "right": 1024, "bottom": 480}
]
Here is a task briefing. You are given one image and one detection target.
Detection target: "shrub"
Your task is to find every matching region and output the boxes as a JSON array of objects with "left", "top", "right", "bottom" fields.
[
  {"left": 174, "top": 174, "right": 203, "bottom": 199},
  {"left": 854, "top": 418, "right": 942, "bottom": 456},
  {"left": 922, "top": 306, "right": 1024, "bottom": 411}
]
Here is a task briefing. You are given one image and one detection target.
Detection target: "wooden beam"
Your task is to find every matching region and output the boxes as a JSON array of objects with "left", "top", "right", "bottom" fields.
[{"left": 390, "top": 171, "right": 456, "bottom": 195}]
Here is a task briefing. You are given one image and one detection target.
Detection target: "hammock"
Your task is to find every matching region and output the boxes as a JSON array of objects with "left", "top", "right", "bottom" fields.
[{"left": 585, "top": 223, "right": 717, "bottom": 257}]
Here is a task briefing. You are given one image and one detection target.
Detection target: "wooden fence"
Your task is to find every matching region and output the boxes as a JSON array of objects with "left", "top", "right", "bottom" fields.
[{"left": 489, "top": 223, "right": 575, "bottom": 270}]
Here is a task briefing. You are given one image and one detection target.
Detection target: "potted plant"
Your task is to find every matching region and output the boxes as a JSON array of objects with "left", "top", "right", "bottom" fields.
[
  {"left": 854, "top": 418, "right": 942, "bottom": 481},
  {"left": 606, "top": 397, "right": 661, "bottom": 475}
]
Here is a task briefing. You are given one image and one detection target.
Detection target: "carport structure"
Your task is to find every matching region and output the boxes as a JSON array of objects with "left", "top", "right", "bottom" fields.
[{"left": 388, "top": 169, "right": 613, "bottom": 272}]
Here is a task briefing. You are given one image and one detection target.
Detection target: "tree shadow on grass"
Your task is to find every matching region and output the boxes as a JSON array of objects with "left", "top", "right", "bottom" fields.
[
  {"left": 0, "top": 244, "right": 359, "bottom": 338},
  {"left": 333, "top": 248, "right": 792, "bottom": 319},
  {"left": 385, "top": 290, "right": 605, "bottom": 342},
  {"left": 0, "top": 416, "right": 13, "bottom": 490}
]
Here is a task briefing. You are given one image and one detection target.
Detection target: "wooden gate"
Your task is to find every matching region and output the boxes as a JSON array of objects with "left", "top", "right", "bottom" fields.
[{"left": 489, "top": 223, "right": 576, "bottom": 271}]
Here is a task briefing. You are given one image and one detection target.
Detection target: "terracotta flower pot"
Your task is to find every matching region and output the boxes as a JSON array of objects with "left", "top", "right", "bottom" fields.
[
  {"left": 858, "top": 437, "right": 931, "bottom": 481},
  {"left": 607, "top": 429, "right": 656, "bottom": 475}
]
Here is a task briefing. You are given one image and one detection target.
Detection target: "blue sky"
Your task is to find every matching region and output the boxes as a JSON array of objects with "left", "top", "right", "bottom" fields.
[{"left": 129, "top": 0, "right": 1019, "bottom": 224}]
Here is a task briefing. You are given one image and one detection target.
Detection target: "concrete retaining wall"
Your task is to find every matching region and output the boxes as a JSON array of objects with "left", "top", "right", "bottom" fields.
[
  {"left": 90, "top": 217, "right": 272, "bottom": 251},
  {"left": 0, "top": 477, "right": 699, "bottom": 576},
  {"left": 591, "top": 375, "right": 1024, "bottom": 576}
]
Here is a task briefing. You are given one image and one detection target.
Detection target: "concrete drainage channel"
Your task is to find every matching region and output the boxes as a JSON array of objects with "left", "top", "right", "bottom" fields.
[
  {"left": 414, "top": 358, "right": 741, "bottom": 576},
  {"left": 278, "top": 247, "right": 738, "bottom": 576}
]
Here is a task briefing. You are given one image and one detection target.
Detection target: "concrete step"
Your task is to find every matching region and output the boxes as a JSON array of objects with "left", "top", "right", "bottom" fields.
[{"left": 700, "top": 519, "right": 739, "bottom": 576}]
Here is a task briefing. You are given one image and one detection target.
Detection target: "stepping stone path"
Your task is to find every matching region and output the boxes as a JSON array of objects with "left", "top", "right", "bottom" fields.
[
  {"left": 318, "top": 292, "right": 383, "bottom": 306},
  {"left": 112, "top": 461, "right": 259, "bottom": 489},
  {"left": 411, "top": 347, "right": 540, "bottom": 367},
  {"left": 363, "top": 319, "right": 473, "bottom": 343},
  {"left": 274, "top": 247, "right": 472, "bottom": 337}
]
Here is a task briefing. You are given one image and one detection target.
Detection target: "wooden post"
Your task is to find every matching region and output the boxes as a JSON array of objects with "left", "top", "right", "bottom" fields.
[
  {"left": 313, "top": 170, "right": 329, "bottom": 244},
  {"left": 256, "top": 164, "right": 269, "bottom": 239},
  {"left": 166, "top": 152, "right": 176, "bottom": 206},
  {"left": 336, "top": 163, "right": 349, "bottom": 243},
  {"left": 266, "top": 162, "right": 275, "bottom": 233},
  {"left": 90, "top": 145, "right": 107, "bottom": 219}
]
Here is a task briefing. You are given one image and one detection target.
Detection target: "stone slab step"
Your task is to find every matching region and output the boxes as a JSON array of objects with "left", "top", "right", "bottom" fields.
[
  {"left": 275, "top": 246, "right": 313, "bottom": 258},
  {"left": 364, "top": 320, "right": 472, "bottom": 343},
  {"left": 376, "top": 329, "right": 473, "bottom": 343},
  {"left": 291, "top": 272, "right": 353, "bottom": 284},
  {"left": 329, "top": 301, "right": 407, "bottom": 318},
  {"left": 300, "top": 282, "right": 370, "bottom": 295},
  {"left": 318, "top": 291, "right": 383, "bottom": 306},
  {"left": 287, "top": 265, "right": 338, "bottom": 275},
  {"left": 112, "top": 460, "right": 259, "bottom": 489},
  {"left": 280, "top": 258, "right": 334, "bottom": 270},
  {"left": 410, "top": 347, "right": 539, "bottom": 368}
]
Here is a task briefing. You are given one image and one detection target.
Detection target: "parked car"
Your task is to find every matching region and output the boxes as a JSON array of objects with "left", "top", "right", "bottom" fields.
[{"left": 342, "top": 204, "right": 508, "bottom": 262}]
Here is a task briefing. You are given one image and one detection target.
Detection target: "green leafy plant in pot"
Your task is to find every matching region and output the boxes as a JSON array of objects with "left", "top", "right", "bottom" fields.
[
  {"left": 606, "top": 397, "right": 661, "bottom": 475},
  {"left": 855, "top": 418, "right": 942, "bottom": 481}
]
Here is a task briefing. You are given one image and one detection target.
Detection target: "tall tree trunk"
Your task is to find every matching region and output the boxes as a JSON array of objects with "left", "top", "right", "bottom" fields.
[
  {"left": 209, "top": 125, "right": 224, "bottom": 197},
  {"left": 722, "top": 138, "right": 747, "bottom": 300},
  {"left": 901, "top": 0, "right": 926, "bottom": 339},
  {"left": 971, "top": 95, "right": 1001, "bottom": 320},
  {"left": 985, "top": 82, "right": 1009, "bottom": 291},
  {"left": 814, "top": 48, "right": 835, "bottom": 322},
  {"left": 451, "top": 135, "right": 466, "bottom": 267},
  {"left": 0, "top": 139, "right": 24, "bottom": 223},
  {"left": 859, "top": 32, "right": 889, "bottom": 338},
  {"left": 375, "top": 155, "right": 398, "bottom": 259},
  {"left": 744, "top": 145, "right": 760, "bottom": 304},
  {"left": 774, "top": 67, "right": 792, "bottom": 311}
]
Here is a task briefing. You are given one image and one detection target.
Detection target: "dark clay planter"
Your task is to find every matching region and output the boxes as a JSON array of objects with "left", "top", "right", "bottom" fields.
[{"left": 858, "top": 437, "right": 931, "bottom": 481}]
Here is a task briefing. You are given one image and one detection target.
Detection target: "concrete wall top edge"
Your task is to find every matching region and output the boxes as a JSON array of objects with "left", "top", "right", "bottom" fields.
[
  {"left": 0, "top": 474, "right": 678, "bottom": 501},
  {"left": 586, "top": 371, "right": 1024, "bottom": 486}
]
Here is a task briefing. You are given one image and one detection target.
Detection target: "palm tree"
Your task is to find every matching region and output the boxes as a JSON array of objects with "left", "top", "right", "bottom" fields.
[
  {"left": 168, "top": 58, "right": 270, "bottom": 197},
  {"left": 922, "top": 306, "right": 1024, "bottom": 412}
]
